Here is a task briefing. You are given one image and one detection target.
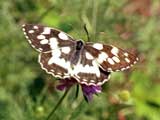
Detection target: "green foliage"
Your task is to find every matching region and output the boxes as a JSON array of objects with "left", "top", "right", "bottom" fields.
[{"left": 0, "top": 0, "right": 160, "bottom": 120}]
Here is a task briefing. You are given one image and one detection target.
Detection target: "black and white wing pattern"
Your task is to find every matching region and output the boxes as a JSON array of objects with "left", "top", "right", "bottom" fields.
[
  {"left": 22, "top": 24, "right": 75, "bottom": 52},
  {"left": 22, "top": 24, "right": 138, "bottom": 86},
  {"left": 22, "top": 24, "right": 76, "bottom": 78},
  {"left": 85, "top": 43, "right": 139, "bottom": 72},
  {"left": 71, "top": 43, "right": 138, "bottom": 85},
  {"left": 72, "top": 48, "right": 111, "bottom": 85}
]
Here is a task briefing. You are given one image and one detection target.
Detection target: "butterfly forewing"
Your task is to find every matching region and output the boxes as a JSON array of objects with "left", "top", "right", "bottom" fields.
[
  {"left": 22, "top": 24, "right": 75, "bottom": 52},
  {"left": 85, "top": 43, "right": 139, "bottom": 72}
]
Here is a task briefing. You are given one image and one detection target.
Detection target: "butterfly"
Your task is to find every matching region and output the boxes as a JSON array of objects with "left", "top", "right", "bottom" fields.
[{"left": 22, "top": 24, "right": 138, "bottom": 86}]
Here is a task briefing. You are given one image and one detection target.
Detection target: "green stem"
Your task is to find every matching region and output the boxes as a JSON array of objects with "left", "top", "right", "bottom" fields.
[
  {"left": 75, "top": 85, "right": 79, "bottom": 99},
  {"left": 46, "top": 88, "right": 70, "bottom": 120},
  {"left": 92, "top": 0, "right": 98, "bottom": 41}
]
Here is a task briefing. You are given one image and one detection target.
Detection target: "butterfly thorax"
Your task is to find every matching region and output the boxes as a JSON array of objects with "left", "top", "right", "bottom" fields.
[{"left": 70, "top": 40, "right": 84, "bottom": 65}]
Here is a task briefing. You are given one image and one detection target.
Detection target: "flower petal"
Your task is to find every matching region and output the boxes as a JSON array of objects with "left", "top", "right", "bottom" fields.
[
  {"left": 81, "top": 85, "right": 102, "bottom": 102},
  {"left": 56, "top": 78, "right": 77, "bottom": 91}
]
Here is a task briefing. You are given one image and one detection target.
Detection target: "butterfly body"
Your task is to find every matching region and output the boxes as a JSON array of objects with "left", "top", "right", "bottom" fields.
[
  {"left": 22, "top": 24, "right": 138, "bottom": 86},
  {"left": 69, "top": 40, "right": 84, "bottom": 65}
]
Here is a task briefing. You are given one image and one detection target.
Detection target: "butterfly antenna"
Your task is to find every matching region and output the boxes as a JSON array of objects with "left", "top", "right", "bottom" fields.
[{"left": 84, "top": 24, "right": 90, "bottom": 42}]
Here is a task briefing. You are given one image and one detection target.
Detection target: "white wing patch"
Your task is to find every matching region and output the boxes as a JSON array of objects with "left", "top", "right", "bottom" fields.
[
  {"left": 61, "top": 47, "right": 71, "bottom": 54},
  {"left": 85, "top": 52, "right": 94, "bottom": 60},
  {"left": 49, "top": 37, "right": 59, "bottom": 49},
  {"left": 48, "top": 49, "right": 72, "bottom": 72},
  {"left": 73, "top": 60, "right": 100, "bottom": 77},
  {"left": 33, "top": 26, "right": 38, "bottom": 29},
  {"left": 97, "top": 52, "right": 108, "bottom": 63},
  {"left": 28, "top": 30, "right": 34, "bottom": 33},
  {"left": 48, "top": 57, "right": 71, "bottom": 70},
  {"left": 58, "top": 32, "right": 69, "bottom": 40},
  {"left": 107, "top": 58, "right": 115, "bottom": 65},
  {"left": 112, "top": 56, "right": 120, "bottom": 63},
  {"left": 93, "top": 43, "right": 103, "bottom": 50},
  {"left": 124, "top": 52, "right": 129, "bottom": 57},
  {"left": 41, "top": 27, "right": 51, "bottom": 34},
  {"left": 40, "top": 39, "right": 49, "bottom": 44},
  {"left": 111, "top": 47, "right": 119, "bottom": 56},
  {"left": 37, "top": 35, "right": 45, "bottom": 39},
  {"left": 48, "top": 49, "right": 61, "bottom": 62},
  {"left": 125, "top": 58, "right": 130, "bottom": 63}
]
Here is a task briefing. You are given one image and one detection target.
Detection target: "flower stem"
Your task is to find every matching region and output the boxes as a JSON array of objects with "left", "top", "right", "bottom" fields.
[
  {"left": 75, "top": 85, "right": 79, "bottom": 99},
  {"left": 92, "top": 0, "right": 98, "bottom": 41},
  {"left": 45, "top": 88, "right": 70, "bottom": 120}
]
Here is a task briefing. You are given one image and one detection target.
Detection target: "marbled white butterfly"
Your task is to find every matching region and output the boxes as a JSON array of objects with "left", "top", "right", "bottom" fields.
[{"left": 22, "top": 24, "right": 138, "bottom": 86}]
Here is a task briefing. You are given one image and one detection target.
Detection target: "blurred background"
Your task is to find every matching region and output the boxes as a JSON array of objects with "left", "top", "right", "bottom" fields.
[{"left": 0, "top": 0, "right": 160, "bottom": 120}]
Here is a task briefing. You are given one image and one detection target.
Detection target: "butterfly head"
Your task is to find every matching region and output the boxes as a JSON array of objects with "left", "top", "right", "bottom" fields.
[{"left": 76, "top": 40, "right": 84, "bottom": 50}]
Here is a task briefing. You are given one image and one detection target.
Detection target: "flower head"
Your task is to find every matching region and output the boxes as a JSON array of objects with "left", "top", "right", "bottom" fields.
[
  {"left": 81, "top": 84, "right": 102, "bottom": 102},
  {"left": 56, "top": 78, "right": 77, "bottom": 91},
  {"left": 56, "top": 78, "right": 102, "bottom": 102}
]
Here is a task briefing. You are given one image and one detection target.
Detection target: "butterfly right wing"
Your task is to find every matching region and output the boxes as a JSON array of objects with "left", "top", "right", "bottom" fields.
[{"left": 85, "top": 42, "right": 139, "bottom": 72}]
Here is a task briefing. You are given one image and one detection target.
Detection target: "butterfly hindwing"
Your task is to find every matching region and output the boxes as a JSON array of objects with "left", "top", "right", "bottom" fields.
[
  {"left": 72, "top": 49, "right": 111, "bottom": 85},
  {"left": 39, "top": 52, "right": 68, "bottom": 78}
]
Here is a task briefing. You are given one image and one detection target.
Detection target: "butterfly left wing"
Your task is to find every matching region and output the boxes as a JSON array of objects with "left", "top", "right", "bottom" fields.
[
  {"left": 85, "top": 42, "right": 139, "bottom": 72},
  {"left": 22, "top": 24, "right": 77, "bottom": 78}
]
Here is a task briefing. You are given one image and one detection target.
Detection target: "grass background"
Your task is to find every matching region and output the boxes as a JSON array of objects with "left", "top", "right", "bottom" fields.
[{"left": 0, "top": 0, "right": 160, "bottom": 120}]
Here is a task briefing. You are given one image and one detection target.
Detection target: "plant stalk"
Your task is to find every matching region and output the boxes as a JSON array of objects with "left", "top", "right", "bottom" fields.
[{"left": 46, "top": 88, "right": 70, "bottom": 120}]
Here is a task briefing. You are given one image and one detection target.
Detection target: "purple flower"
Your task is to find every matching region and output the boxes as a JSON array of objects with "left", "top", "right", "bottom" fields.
[
  {"left": 81, "top": 84, "right": 102, "bottom": 102},
  {"left": 56, "top": 78, "right": 102, "bottom": 102},
  {"left": 56, "top": 78, "right": 77, "bottom": 91}
]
